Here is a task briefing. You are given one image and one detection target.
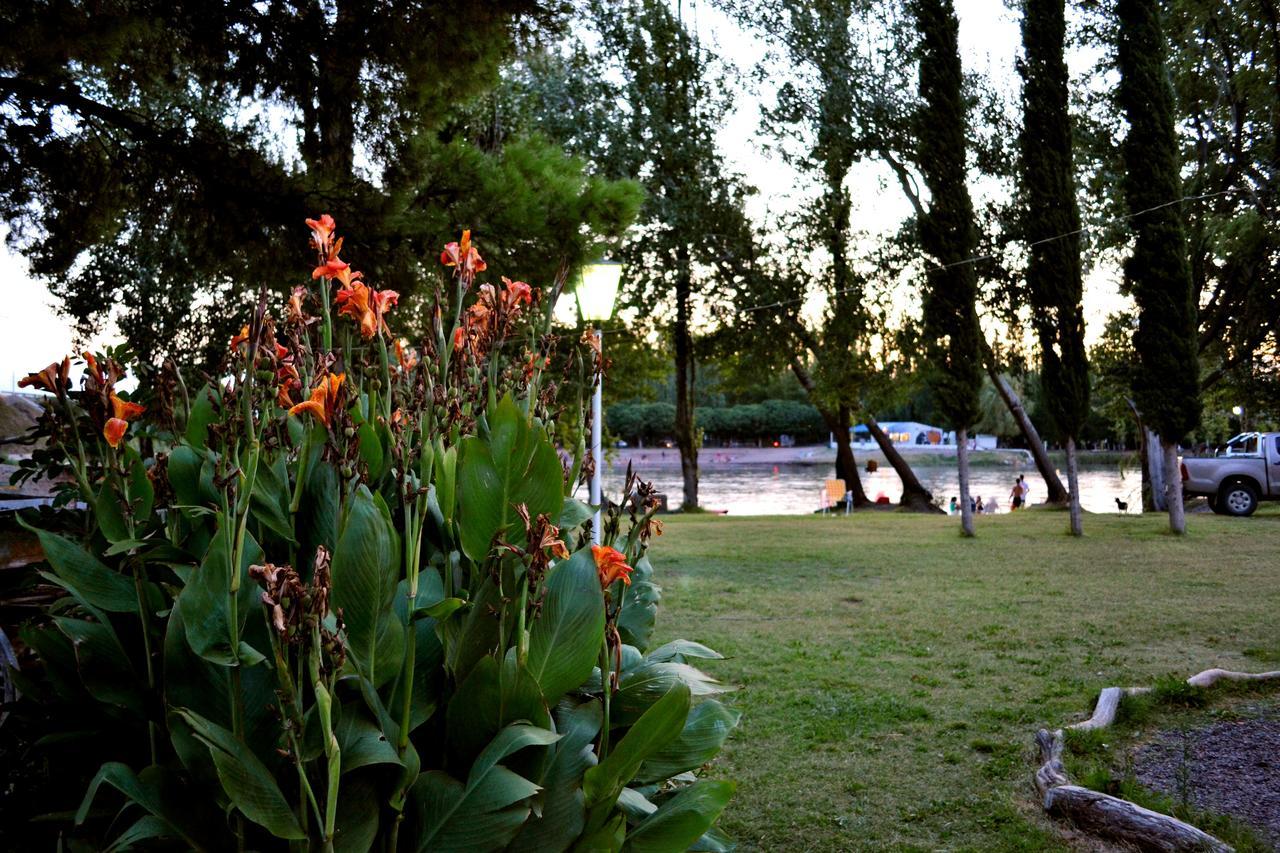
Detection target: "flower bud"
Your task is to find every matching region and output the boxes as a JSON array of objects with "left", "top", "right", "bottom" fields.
[
  {"left": 344, "top": 426, "right": 356, "bottom": 438},
  {"left": 341, "top": 465, "right": 354, "bottom": 478}
]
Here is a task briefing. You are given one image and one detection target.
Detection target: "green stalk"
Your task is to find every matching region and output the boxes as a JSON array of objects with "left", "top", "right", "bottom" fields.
[
  {"left": 598, "top": 642, "right": 612, "bottom": 758},
  {"left": 311, "top": 628, "right": 340, "bottom": 851},
  {"left": 320, "top": 277, "right": 333, "bottom": 352},
  {"left": 515, "top": 575, "right": 529, "bottom": 667},
  {"left": 377, "top": 334, "right": 393, "bottom": 423}
]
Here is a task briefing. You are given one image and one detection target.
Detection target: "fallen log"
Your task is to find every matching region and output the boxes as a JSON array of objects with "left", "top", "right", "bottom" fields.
[{"left": 1032, "top": 667, "right": 1280, "bottom": 851}]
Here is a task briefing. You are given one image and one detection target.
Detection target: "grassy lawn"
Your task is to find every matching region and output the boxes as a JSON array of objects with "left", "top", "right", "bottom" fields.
[{"left": 650, "top": 508, "right": 1280, "bottom": 851}]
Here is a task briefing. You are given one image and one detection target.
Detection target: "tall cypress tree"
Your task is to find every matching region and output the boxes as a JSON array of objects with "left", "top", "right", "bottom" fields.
[
  {"left": 913, "top": 0, "right": 983, "bottom": 536},
  {"left": 1116, "top": 0, "right": 1200, "bottom": 534},
  {"left": 1020, "top": 0, "right": 1089, "bottom": 535}
]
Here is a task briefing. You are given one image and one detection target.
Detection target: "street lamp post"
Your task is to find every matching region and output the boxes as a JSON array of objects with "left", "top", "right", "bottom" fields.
[{"left": 576, "top": 260, "right": 622, "bottom": 545}]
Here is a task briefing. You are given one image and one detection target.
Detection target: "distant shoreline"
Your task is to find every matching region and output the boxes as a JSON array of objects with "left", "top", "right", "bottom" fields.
[{"left": 605, "top": 444, "right": 1136, "bottom": 471}]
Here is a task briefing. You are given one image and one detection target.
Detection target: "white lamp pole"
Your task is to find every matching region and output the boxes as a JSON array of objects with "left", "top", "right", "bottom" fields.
[{"left": 576, "top": 260, "right": 623, "bottom": 545}]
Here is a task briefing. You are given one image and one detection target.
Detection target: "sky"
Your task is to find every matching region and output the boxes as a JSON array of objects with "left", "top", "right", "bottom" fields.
[{"left": 0, "top": 0, "right": 1130, "bottom": 389}]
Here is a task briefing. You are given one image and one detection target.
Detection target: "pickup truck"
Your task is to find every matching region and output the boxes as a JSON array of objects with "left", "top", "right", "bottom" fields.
[{"left": 1182, "top": 432, "right": 1280, "bottom": 516}]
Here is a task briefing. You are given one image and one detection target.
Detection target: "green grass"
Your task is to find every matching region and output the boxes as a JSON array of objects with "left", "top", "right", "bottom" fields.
[{"left": 649, "top": 508, "right": 1280, "bottom": 851}]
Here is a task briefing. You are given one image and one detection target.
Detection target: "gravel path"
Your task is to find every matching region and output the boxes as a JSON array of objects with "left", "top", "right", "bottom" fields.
[{"left": 1132, "top": 705, "right": 1280, "bottom": 847}]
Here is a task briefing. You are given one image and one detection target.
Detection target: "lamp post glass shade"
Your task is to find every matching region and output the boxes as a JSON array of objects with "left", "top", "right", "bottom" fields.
[{"left": 576, "top": 259, "right": 622, "bottom": 322}]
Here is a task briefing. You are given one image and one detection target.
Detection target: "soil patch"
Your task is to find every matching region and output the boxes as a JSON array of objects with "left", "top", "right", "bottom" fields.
[{"left": 1132, "top": 704, "right": 1280, "bottom": 847}]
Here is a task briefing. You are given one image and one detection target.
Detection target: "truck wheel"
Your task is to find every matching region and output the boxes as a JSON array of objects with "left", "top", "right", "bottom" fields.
[
  {"left": 1218, "top": 481, "right": 1259, "bottom": 517},
  {"left": 1207, "top": 494, "right": 1222, "bottom": 514}
]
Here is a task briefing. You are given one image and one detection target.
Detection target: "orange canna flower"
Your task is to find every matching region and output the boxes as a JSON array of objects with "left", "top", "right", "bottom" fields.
[
  {"left": 104, "top": 392, "right": 145, "bottom": 448},
  {"left": 440, "top": 229, "right": 487, "bottom": 277},
  {"left": 230, "top": 325, "right": 251, "bottom": 351},
  {"left": 395, "top": 338, "right": 418, "bottom": 370},
  {"left": 452, "top": 326, "right": 467, "bottom": 351},
  {"left": 312, "top": 256, "right": 349, "bottom": 280},
  {"left": 592, "top": 545, "right": 633, "bottom": 590},
  {"left": 286, "top": 286, "right": 310, "bottom": 324},
  {"left": 501, "top": 277, "right": 533, "bottom": 309},
  {"left": 335, "top": 280, "right": 398, "bottom": 339},
  {"left": 288, "top": 373, "right": 345, "bottom": 426},
  {"left": 18, "top": 356, "right": 71, "bottom": 397},
  {"left": 305, "top": 214, "right": 336, "bottom": 251}
]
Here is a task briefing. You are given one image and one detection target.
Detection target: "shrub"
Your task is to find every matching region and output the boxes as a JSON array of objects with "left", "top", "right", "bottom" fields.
[{"left": 6, "top": 219, "right": 737, "bottom": 851}]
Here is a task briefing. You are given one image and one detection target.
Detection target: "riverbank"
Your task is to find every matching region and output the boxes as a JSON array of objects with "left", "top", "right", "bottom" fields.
[
  {"left": 610, "top": 443, "right": 1137, "bottom": 471},
  {"left": 652, "top": 509, "right": 1280, "bottom": 850}
]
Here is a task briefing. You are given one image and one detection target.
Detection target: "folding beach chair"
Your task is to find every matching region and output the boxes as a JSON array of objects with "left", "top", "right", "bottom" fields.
[{"left": 820, "top": 478, "right": 850, "bottom": 514}]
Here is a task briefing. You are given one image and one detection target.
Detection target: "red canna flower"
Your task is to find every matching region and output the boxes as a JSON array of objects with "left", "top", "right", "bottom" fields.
[
  {"left": 288, "top": 373, "right": 345, "bottom": 426},
  {"left": 104, "top": 392, "right": 145, "bottom": 448},
  {"left": 592, "top": 545, "right": 633, "bottom": 590},
  {"left": 452, "top": 326, "right": 467, "bottom": 351}
]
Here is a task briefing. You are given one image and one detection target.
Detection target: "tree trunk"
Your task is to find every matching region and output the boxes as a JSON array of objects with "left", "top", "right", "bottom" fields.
[
  {"left": 1162, "top": 439, "right": 1185, "bottom": 534},
  {"left": 983, "top": 357, "right": 1068, "bottom": 504},
  {"left": 957, "top": 429, "right": 974, "bottom": 536},
  {"left": 825, "top": 407, "right": 871, "bottom": 508},
  {"left": 1144, "top": 427, "right": 1167, "bottom": 512},
  {"left": 1066, "top": 435, "right": 1083, "bottom": 536},
  {"left": 866, "top": 416, "right": 940, "bottom": 512},
  {"left": 674, "top": 265, "right": 698, "bottom": 510}
]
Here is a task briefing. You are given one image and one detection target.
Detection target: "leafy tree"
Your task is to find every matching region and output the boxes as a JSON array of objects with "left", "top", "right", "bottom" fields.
[
  {"left": 718, "top": 0, "right": 939, "bottom": 510},
  {"left": 1116, "top": 0, "right": 1201, "bottom": 534},
  {"left": 1019, "top": 0, "right": 1090, "bottom": 534},
  {"left": 0, "top": 0, "right": 639, "bottom": 369},
  {"left": 912, "top": 0, "right": 984, "bottom": 536},
  {"left": 569, "top": 0, "right": 757, "bottom": 511}
]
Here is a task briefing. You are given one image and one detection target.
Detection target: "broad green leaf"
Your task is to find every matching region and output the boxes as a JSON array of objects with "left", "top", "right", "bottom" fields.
[
  {"left": 94, "top": 483, "right": 130, "bottom": 544},
  {"left": 613, "top": 663, "right": 725, "bottom": 728},
  {"left": 357, "top": 421, "right": 385, "bottom": 482},
  {"left": 77, "top": 763, "right": 218, "bottom": 849},
  {"left": 26, "top": 524, "right": 137, "bottom": 613},
  {"left": 446, "top": 656, "right": 550, "bottom": 769},
  {"left": 178, "top": 709, "right": 305, "bottom": 840},
  {"left": 440, "top": 579, "right": 500, "bottom": 682},
  {"left": 177, "top": 520, "right": 263, "bottom": 665},
  {"left": 527, "top": 548, "right": 605, "bottom": 704},
  {"left": 457, "top": 394, "right": 564, "bottom": 561},
  {"left": 635, "top": 700, "right": 741, "bottom": 785},
  {"left": 414, "top": 723, "right": 559, "bottom": 853},
  {"left": 616, "top": 556, "right": 660, "bottom": 652},
  {"left": 185, "top": 384, "right": 220, "bottom": 449},
  {"left": 250, "top": 453, "right": 296, "bottom": 544},
  {"left": 436, "top": 440, "right": 458, "bottom": 525},
  {"left": 298, "top": 456, "right": 339, "bottom": 568},
  {"left": 571, "top": 813, "right": 626, "bottom": 852},
  {"left": 125, "top": 445, "right": 155, "bottom": 524},
  {"left": 420, "top": 597, "right": 466, "bottom": 621},
  {"left": 583, "top": 683, "right": 690, "bottom": 809},
  {"left": 334, "top": 772, "right": 382, "bottom": 853},
  {"left": 624, "top": 781, "right": 735, "bottom": 853},
  {"left": 337, "top": 707, "right": 402, "bottom": 774},
  {"left": 644, "top": 640, "right": 724, "bottom": 665},
  {"left": 558, "top": 499, "right": 594, "bottom": 532},
  {"left": 56, "top": 616, "right": 143, "bottom": 712},
  {"left": 510, "top": 701, "right": 602, "bottom": 853},
  {"left": 167, "top": 445, "right": 205, "bottom": 507},
  {"left": 105, "top": 814, "right": 174, "bottom": 852},
  {"left": 331, "top": 485, "right": 400, "bottom": 684},
  {"left": 690, "top": 825, "right": 736, "bottom": 852}
]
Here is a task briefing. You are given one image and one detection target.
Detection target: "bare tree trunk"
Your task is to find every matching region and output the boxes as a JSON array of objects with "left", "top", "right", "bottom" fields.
[
  {"left": 674, "top": 266, "right": 698, "bottom": 510},
  {"left": 1066, "top": 435, "right": 1083, "bottom": 536},
  {"left": 865, "top": 417, "right": 941, "bottom": 512},
  {"left": 825, "top": 406, "right": 871, "bottom": 508},
  {"left": 957, "top": 429, "right": 975, "bottom": 536},
  {"left": 1162, "top": 439, "right": 1186, "bottom": 534},
  {"left": 983, "top": 359, "right": 1068, "bottom": 504},
  {"left": 1144, "top": 427, "right": 1166, "bottom": 512}
]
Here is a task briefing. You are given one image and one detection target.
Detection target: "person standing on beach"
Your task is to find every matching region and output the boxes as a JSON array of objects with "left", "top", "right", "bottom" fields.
[{"left": 1010, "top": 476, "right": 1025, "bottom": 510}]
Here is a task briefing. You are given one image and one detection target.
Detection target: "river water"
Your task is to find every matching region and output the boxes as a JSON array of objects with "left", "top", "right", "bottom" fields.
[{"left": 604, "top": 461, "right": 1142, "bottom": 516}]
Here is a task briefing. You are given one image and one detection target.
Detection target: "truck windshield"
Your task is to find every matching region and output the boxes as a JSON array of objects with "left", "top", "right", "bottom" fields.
[{"left": 1224, "top": 434, "right": 1260, "bottom": 456}]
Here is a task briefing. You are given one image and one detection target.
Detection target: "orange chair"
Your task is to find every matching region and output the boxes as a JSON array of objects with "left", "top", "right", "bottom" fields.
[{"left": 820, "top": 478, "right": 850, "bottom": 514}]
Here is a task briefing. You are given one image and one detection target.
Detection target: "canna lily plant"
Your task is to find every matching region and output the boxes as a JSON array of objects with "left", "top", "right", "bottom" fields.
[{"left": 7, "top": 218, "right": 738, "bottom": 852}]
